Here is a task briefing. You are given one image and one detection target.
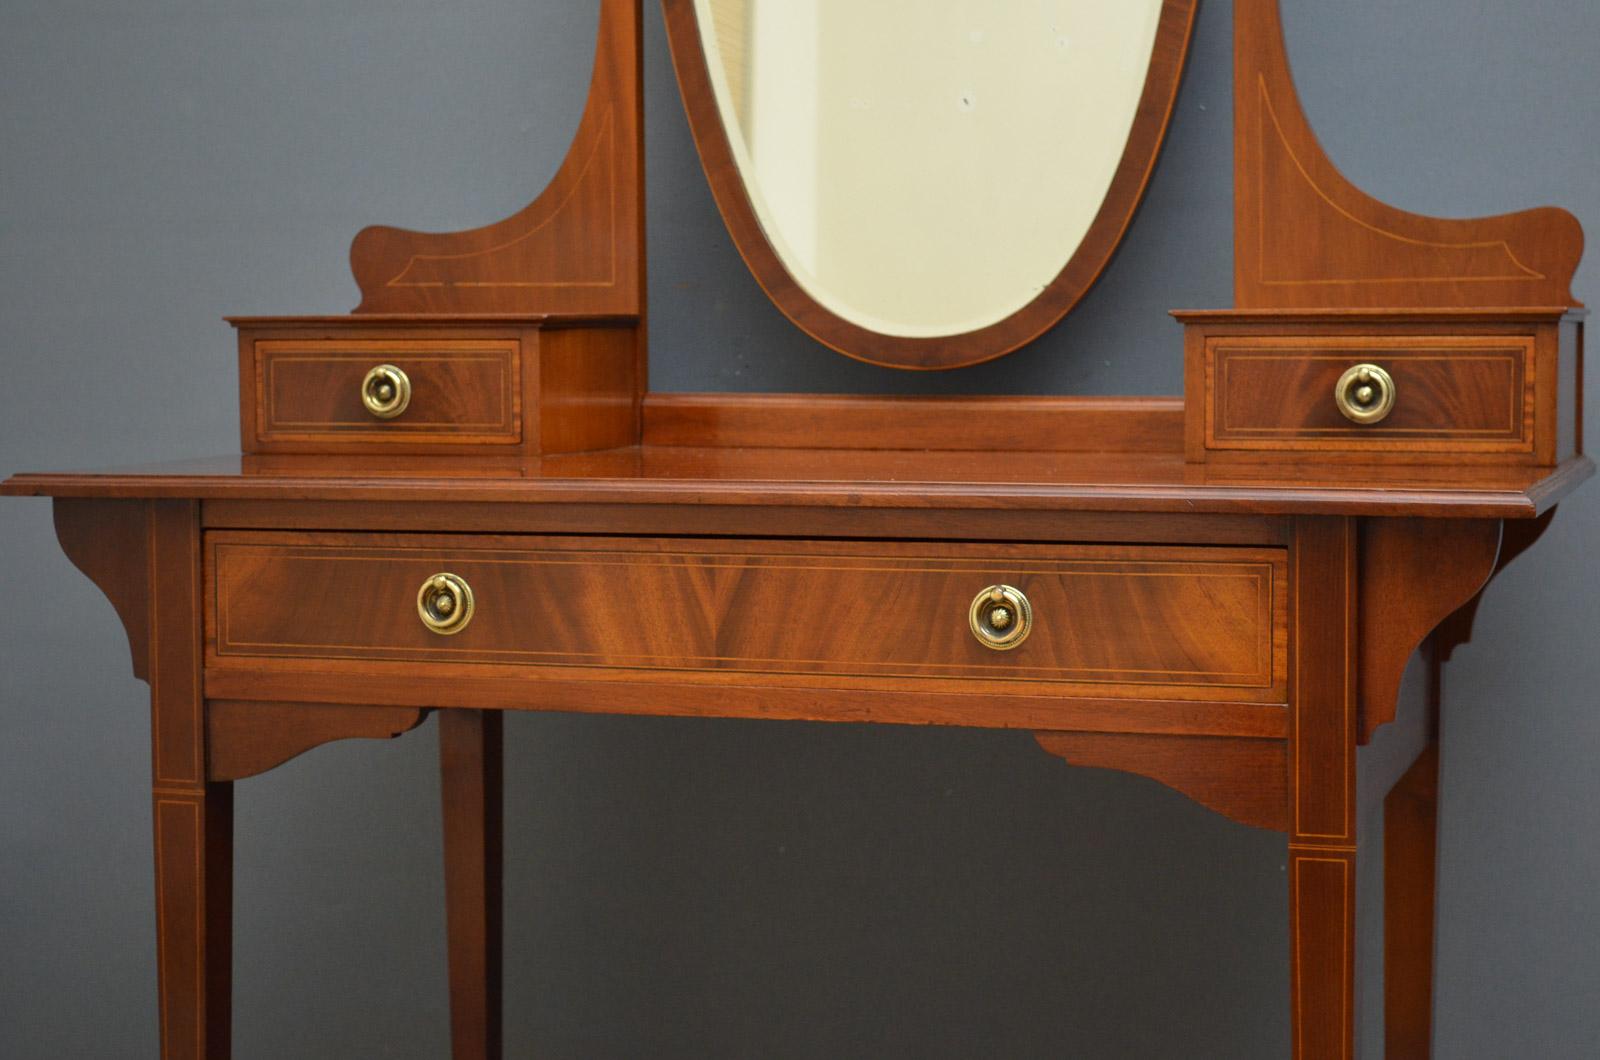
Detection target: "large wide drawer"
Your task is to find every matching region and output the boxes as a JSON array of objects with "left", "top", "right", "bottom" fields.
[{"left": 206, "top": 533, "right": 1288, "bottom": 703}]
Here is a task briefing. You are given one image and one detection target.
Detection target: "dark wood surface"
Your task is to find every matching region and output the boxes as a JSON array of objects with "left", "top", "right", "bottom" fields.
[
  {"left": 3, "top": 443, "right": 1590, "bottom": 518},
  {"left": 205, "top": 701, "right": 429, "bottom": 782},
  {"left": 207, "top": 532, "right": 1287, "bottom": 700},
  {"left": 438, "top": 710, "right": 504, "bottom": 1060},
  {"left": 1286, "top": 517, "right": 1359, "bottom": 1060},
  {"left": 8, "top": 1, "right": 1590, "bottom": 1056},
  {"left": 660, "top": 0, "right": 1199, "bottom": 369},
  {"left": 147, "top": 502, "right": 234, "bottom": 1060},
  {"left": 253, "top": 338, "right": 523, "bottom": 447},
  {"left": 1355, "top": 519, "right": 1503, "bottom": 743},
  {"left": 346, "top": 0, "right": 644, "bottom": 318},
  {"left": 1210, "top": 341, "right": 1530, "bottom": 449},
  {"left": 641, "top": 393, "right": 1186, "bottom": 453},
  {"left": 1180, "top": 310, "right": 1581, "bottom": 466},
  {"left": 40, "top": 488, "right": 1558, "bottom": 1059},
  {"left": 234, "top": 316, "right": 641, "bottom": 458},
  {"left": 26, "top": 412, "right": 1571, "bottom": 1060},
  {"left": 1233, "top": 0, "right": 1583, "bottom": 311},
  {"left": 1035, "top": 732, "right": 1288, "bottom": 831},
  {"left": 1385, "top": 741, "right": 1440, "bottom": 1059}
]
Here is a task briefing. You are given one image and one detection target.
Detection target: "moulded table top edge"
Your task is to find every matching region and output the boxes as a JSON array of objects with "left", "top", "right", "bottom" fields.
[{"left": 2, "top": 449, "right": 1589, "bottom": 519}]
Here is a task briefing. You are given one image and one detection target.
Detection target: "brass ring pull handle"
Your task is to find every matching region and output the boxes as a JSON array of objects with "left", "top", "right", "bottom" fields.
[
  {"left": 969, "top": 584, "right": 1032, "bottom": 651},
  {"left": 417, "top": 573, "right": 474, "bottom": 635},
  {"left": 1334, "top": 363, "right": 1396, "bottom": 425},
  {"left": 361, "top": 364, "right": 412, "bottom": 420}
]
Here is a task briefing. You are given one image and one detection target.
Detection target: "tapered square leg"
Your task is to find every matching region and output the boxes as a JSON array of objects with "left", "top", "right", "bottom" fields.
[
  {"left": 151, "top": 783, "right": 234, "bottom": 1060},
  {"left": 1384, "top": 743, "right": 1439, "bottom": 1057},
  {"left": 1288, "top": 518, "right": 1359, "bottom": 1059},
  {"left": 439, "top": 709, "right": 504, "bottom": 1060},
  {"left": 147, "top": 501, "right": 234, "bottom": 1059},
  {"left": 1289, "top": 847, "right": 1356, "bottom": 1058}
]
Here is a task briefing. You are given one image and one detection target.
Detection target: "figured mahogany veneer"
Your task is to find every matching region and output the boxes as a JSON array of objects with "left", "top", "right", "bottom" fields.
[
  {"left": 232, "top": 0, "right": 647, "bottom": 460},
  {"left": 233, "top": 317, "right": 640, "bottom": 457},
  {"left": 254, "top": 340, "right": 521, "bottom": 446},
  {"left": 1180, "top": 310, "right": 1584, "bottom": 464},
  {"left": 5, "top": 1, "right": 1593, "bottom": 1057},
  {"left": 1177, "top": 0, "right": 1590, "bottom": 475},
  {"left": 206, "top": 533, "right": 1288, "bottom": 706},
  {"left": 206, "top": 701, "right": 429, "bottom": 782},
  {"left": 1233, "top": 0, "right": 1583, "bottom": 312},
  {"left": 12, "top": 440, "right": 1591, "bottom": 1060}
]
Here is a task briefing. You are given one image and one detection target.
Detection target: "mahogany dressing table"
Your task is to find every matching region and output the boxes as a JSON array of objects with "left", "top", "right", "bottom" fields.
[{"left": 2, "top": 2, "right": 1588, "bottom": 1057}]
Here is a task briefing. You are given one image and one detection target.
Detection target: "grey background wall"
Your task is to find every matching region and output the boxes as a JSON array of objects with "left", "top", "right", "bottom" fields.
[{"left": 1, "top": 1, "right": 1594, "bottom": 1056}]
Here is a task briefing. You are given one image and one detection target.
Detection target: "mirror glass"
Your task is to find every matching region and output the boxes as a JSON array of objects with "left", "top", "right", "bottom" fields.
[{"left": 694, "top": 0, "right": 1165, "bottom": 339}]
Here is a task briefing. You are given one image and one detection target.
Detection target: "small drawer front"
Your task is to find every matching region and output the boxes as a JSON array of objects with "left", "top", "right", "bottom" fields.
[
  {"left": 208, "top": 534, "right": 1287, "bottom": 702},
  {"left": 1206, "top": 335, "right": 1533, "bottom": 453},
  {"left": 254, "top": 340, "right": 521, "bottom": 445}
]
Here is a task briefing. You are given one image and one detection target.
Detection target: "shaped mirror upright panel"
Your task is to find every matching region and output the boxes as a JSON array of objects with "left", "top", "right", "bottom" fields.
[{"left": 665, "top": 0, "right": 1198, "bottom": 368}]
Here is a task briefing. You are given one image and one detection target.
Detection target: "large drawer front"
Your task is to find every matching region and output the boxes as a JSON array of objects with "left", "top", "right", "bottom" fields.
[{"left": 208, "top": 534, "right": 1287, "bottom": 701}]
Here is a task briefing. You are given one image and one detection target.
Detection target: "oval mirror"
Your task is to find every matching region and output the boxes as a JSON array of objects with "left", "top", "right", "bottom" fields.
[{"left": 664, "top": 0, "right": 1198, "bottom": 369}]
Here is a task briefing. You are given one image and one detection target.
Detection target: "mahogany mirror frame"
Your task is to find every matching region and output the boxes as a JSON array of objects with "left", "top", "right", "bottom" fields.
[{"left": 660, "top": 0, "right": 1201, "bottom": 371}]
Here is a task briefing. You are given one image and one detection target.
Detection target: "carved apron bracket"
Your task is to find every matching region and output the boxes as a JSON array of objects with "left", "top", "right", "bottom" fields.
[
  {"left": 53, "top": 498, "right": 154, "bottom": 681},
  {"left": 1033, "top": 731, "right": 1288, "bottom": 832},
  {"left": 206, "top": 701, "right": 431, "bottom": 783},
  {"left": 1357, "top": 517, "right": 1504, "bottom": 744}
]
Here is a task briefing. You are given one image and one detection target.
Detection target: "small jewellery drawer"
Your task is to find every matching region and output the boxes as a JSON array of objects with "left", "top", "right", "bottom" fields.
[
  {"left": 1204, "top": 334, "right": 1533, "bottom": 453},
  {"left": 207, "top": 534, "right": 1288, "bottom": 702},
  {"left": 249, "top": 339, "right": 521, "bottom": 447}
]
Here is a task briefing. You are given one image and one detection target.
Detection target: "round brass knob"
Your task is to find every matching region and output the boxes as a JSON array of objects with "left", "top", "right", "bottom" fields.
[
  {"left": 969, "top": 584, "right": 1032, "bottom": 651},
  {"left": 1334, "top": 363, "right": 1395, "bottom": 425},
  {"left": 417, "top": 573, "right": 474, "bottom": 635},
  {"left": 361, "top": 364, "right": 412, "bottom": 420}
]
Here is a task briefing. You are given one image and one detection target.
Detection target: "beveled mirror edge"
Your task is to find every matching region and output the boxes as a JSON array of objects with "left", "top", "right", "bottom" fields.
[{"left": 661, "top": 0, "right": 1201, "bottom": 371}]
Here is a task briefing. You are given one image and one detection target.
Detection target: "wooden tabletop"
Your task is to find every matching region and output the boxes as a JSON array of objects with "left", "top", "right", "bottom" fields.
[{"left": 2, "top": 447, "right": 1589, "bottom": 518}]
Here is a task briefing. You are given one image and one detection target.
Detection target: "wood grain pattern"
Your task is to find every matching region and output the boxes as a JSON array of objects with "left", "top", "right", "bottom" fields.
[
  {"left": 6, "top": 449, "right": 1592, "bottom": 519},
  {"left": 1034, "top": 732, "right": 1287, "bottom": 831},
  {"left": 1209, "top": 339, "right": 1530, "bottom": 452},
  {"left": 1356, "top": 518, "right": 1502, "bottom": 743},
  {"left": 1234, "top": 0, "right": 1583, "bottom": 310},
  {"left": 537, "top": 324, "right": 641, "bottom": 454},
  {"left": 206, "top": 533, "right": 1288, "bottom": 701},
  {"left": 235, "top": 320, "right": 539, "bottom": 456},
  {"left": 1436, "top": 506, "right": 1556, "bottom": 663},
  {"left": 1289, "top": 849, "right": 1355, "bottom": 1060},
  {"left": 206, "top": 668, "right": 1288, "bottom": 740},
  {"left": 1384, "top": 741, "right": 1439, "bottom": 1059},
  {"left": 348, "top": 0, "right": 644, "bottom": 317},
  {"left": 1558, "top": 315, "right": 1584, "bottom": 460},
  {"left": 1178, "top": 310, "right": 1579, "bottom": 466},
  {"left": 52, "top": 498, "right": 152, "bottom": 680},
  {"left": 1287, "top": 517, "right": 1358, "bottom": 1060},
  {"left": 235, "top": 318, "right": 641, "bottom": 457},
  {"left": 660, "top": 0, "right": 1198, "bottom": 369},
  {"left": 199, "top": 500, "right": 1287, "bottom": 549},
  {"left": 256, "top": 340, "right": 521, "bottom": 445},
  {"left": 148, "top": 502, "right": 233, "bottom": 1060},
  {"left": 3, "top": 1, "right": 1592, "bottom": 1054},
  {"left": 642, "top": 394, "right": 1185, "bottom": 453},
  {"left": 205, "top": 701, "right": 429, "bottom": 782},
  {"left": 439, "top": 711, "right": 504, "bottom": 1060}
]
